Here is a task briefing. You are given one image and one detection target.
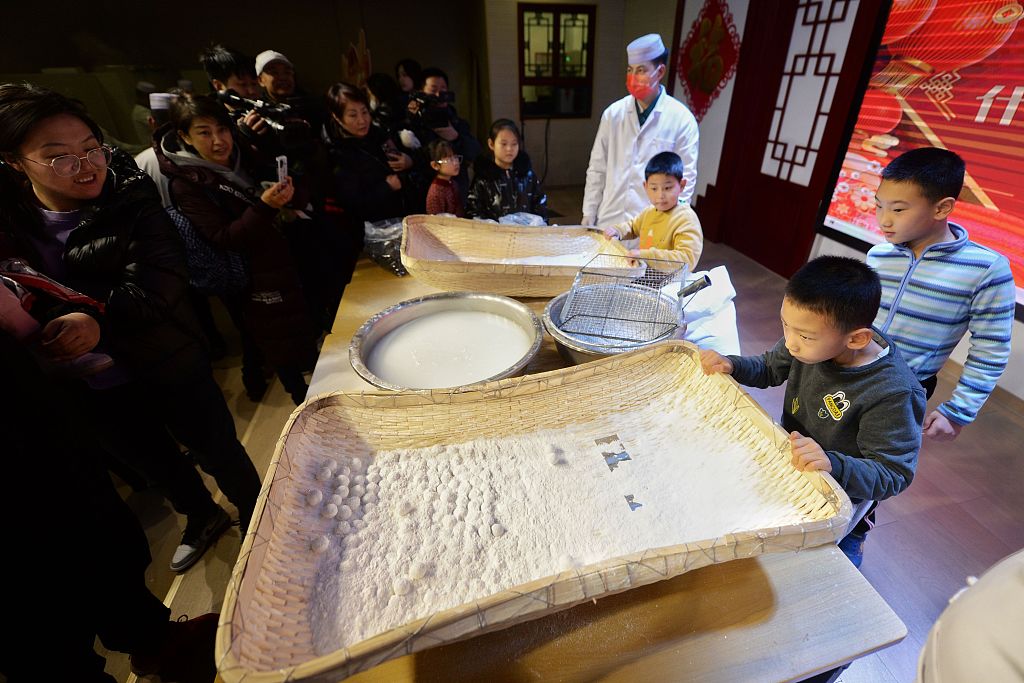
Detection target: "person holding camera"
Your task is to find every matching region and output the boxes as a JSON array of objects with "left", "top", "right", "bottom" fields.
[
  {"left": 155, "top": 94, "right": 318, "bottom": 405},
  {"left": 325, "top": 83, "right": 429, "bottom": 263},
  {"left": 407, "top": 67, "right": 481, "bottom": 202}
]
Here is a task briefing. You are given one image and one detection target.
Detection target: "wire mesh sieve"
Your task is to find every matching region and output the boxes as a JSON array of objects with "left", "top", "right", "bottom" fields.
[{"left": 558, "top": 254, "right": 688, "bottom": 344}]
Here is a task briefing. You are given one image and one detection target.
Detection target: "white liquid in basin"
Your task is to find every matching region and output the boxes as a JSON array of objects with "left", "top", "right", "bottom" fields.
[{"left": 366, "top": 310, "right": 533, "bottom": 389}]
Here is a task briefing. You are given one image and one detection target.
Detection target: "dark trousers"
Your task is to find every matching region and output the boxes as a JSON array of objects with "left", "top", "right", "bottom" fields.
[{"left": 89, "top": 371, "right": 261, "bottom": 531}]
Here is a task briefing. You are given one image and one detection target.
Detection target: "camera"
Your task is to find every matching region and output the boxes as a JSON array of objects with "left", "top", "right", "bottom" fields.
[
  {"left": 216, "top": 89, "right": 311, "bottom": 151},
  {"left": 411, "top": 91, "right": 456, "bottom": 129}
]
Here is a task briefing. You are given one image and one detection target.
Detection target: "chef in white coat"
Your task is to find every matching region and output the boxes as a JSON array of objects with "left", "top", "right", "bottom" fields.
[{"left": 582, "top": 33, "right": 699, "bottom": 227}]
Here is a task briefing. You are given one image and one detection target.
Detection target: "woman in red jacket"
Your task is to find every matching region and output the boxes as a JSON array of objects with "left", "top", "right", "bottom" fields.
[{"left": 156, "top": 94, "right": 317, "bottom": 404}]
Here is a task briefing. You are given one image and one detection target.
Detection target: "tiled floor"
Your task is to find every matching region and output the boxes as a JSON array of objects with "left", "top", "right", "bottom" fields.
[{"left": 102, "top": 189, "right": 1024, "bottom": 682}]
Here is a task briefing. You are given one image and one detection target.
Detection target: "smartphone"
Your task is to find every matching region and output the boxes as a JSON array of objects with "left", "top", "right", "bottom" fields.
[{"left": 276, "top": 155, "right": 288, "bottom": 184}]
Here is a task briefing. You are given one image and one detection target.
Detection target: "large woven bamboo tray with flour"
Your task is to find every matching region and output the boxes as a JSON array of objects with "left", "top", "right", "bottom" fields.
[
  {"left": 217, "top": 342, "right": 852, "bottom": 683},
  {"left": 400, "top": 214, "right": 631, "bottom": 297}
]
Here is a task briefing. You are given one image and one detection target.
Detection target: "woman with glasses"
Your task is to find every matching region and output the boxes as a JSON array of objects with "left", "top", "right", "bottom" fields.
[{"left": 0, "top": 83, "right": 261, "bottom": 570}]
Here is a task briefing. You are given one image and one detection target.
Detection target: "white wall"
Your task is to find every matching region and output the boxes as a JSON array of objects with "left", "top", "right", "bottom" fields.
[
  {"left": 810, "top": 234, "right": 1024, "bottom": 402},
  {"left": 675, "top": 0, "right": 750, "bottom": 201}
]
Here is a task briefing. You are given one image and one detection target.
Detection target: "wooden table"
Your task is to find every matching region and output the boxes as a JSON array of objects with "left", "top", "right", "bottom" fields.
[{"left": 306, "top": 261, "right": 907, "bottom": 682}]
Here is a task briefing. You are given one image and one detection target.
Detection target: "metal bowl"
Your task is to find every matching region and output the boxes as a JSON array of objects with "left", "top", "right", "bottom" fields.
[
  {"left": 350, "top": 291, "right": 543, "bottom": 391},
  {"left": 543, "top": 289, "right": 684, "bottom": 365}
]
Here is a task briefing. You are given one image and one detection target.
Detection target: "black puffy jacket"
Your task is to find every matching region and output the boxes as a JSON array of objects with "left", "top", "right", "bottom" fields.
[
  {"left": 0, "top": 149, "right": 208, "bottom": 383},
  {"left": 466, "top": 154, "right": 548, "bottom": 222}
]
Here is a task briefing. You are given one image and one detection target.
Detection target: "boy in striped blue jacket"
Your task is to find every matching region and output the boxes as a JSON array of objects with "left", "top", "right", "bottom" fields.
[{"left": 869, "top": 148, "right": 1015, "bottom": 441}]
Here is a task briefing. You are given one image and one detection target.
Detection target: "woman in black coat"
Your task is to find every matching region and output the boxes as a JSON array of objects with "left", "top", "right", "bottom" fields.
[{"left": 0, "top": 83, "right": 261, "bottom": 569}]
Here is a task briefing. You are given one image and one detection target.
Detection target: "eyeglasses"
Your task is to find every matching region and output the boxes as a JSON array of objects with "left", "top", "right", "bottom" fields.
[
  {"left": 18, "top": 146, "right": 112, "bottom": 177},
  {"left": 436, "top": 155, "right": 463, "bottom": 165}
]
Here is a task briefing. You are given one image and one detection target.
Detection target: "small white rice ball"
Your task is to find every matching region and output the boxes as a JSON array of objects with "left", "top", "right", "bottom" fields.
[
  {"left": 322, "top": 458, "right": 338, "bottom": 472},
  {"left": 310, "top": 535, "right": 330, "bottom": 553},
  {"left": 363, "top": 492, "right": 378, "bottom": 505},
  {"left": 490, "top": 523, "right": 506, "bottom": 537},
  {"left": 338, "top": 505, "right": 353, "bottom": 520},
  {"left": 336, "top": 520, "right": 351, "bottom": 535},
  {"left": 351, "top": 484, "right": 366, "bottom": 498},
  {"left": 409, "top": 562, "right": 429, "bottom": 580},
  {"left": 321, "top": 503, "right": 339, "bottom": 519},
  {"left": 392, "top": 577, "right": 412, "bottom": 596},
  {"left": 330, "top": 494, "right": 345, "bottom": 506},
  {"left": 351, "top": 457, "right": 363, "bottom": 471},
  {"left": 336, "top": 485, "right": 350, "bottom": 499},
  {"left": 316, "top": 466, "right": 333, "bottom": 481},
  {"left": 354, "top": 474, "right": 367, "bottom": 486},
  {"left": 305, "top": 490, "right": 323, "bottom": 507},
  {"left": 346, "top": 496, "right": 361, "bottom": 509},
  {"left": 335, "top": 474, "right": 350, "bottom": 488}
]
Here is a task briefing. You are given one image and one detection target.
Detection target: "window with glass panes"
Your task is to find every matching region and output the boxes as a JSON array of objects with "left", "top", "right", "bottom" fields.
[{"left": 518, "top": 4, "right": 596, "bottom": 119}]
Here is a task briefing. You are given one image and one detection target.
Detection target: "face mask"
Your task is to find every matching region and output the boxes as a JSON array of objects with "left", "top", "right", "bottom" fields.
[{"left": 626, "top": 71, "right": 659, "bottom": 101}]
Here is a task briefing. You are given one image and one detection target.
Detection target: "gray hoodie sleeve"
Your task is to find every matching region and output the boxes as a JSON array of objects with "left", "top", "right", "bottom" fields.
[
  {"left": 727, "top": 338, "right": 792, "bottom": 389},
  {"left": 824, "top": 386, "right": 925, "bottom": 501}
]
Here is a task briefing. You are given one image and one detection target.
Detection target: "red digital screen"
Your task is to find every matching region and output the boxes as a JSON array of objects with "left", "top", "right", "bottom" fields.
[{"left": 823, "top": 0, "right": 1024, "bottom": 304}]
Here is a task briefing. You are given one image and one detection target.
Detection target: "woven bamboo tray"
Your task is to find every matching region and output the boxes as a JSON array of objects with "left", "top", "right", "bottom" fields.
[
  {"left": 400, "top": 214, "right": 631, "bottom": 297},
  {"left": 217, "top": 341, "right": 852, "bottom": 683}
]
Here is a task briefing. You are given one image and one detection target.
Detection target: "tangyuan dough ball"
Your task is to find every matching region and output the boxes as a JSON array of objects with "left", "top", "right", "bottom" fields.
[
  {"left": 409, "top": 562, "right": 429, "bottom": 580},
  {"left": 336, "top": 520, "right": 351, "bottom": 535},
  {"left": 363, "top": 491, "right": 378, "bottom": 505},
  {"left": 351, "top": 484, "right": 366, "bottom": 498},
  {"left": 350, "top": 458, "right": 363, "bottom": 472},
  {"left": 305, "top": 490, "right": 323, "bottom": 507},
  {"left": 338, "top": 505, "right": 353, "bottom": 520},
  {"left": 316, "top": 466, "right": 333, "bottom": 481},
  {"left": 346, "top": 496, "right": 361, "bottom": 510},
  {"left": 322, "top": 458, "right": 338, "bottom": 473},
  {"left": 336, "top": 485, "right": 350, "bottom": 500},
  {"left": 322, "top": 503, "right": 339, "bottom": 519},
  {"left": 368, "top": 472, "right": 382, "bottom": 484},
  {"left": 310, "top": 535, "right": 330, "bottom": 553},
  {"left": 392, "top": 577, "right": 413, "bottom": 596},
  {"left": 354, "top": 474, "right": 367, "bottom": 486},
  {"left": 330, "top": 494, "right": 345, "bottom": 506},
  {"left": 335, "top": 474, "right": 350, "bottom": 488},
  {"left": 490, "top": 523, "right": 506, "bottom": 538}
]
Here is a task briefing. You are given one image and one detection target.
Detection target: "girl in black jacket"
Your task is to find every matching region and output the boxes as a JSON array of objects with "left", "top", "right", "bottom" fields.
[{"left": 466, "top": 119, "right": 547, "bottom": 222}]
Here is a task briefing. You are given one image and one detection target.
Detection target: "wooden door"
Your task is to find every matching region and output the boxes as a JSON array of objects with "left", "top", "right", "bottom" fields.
[{"left": 696, "top": 0, "right": 889, "bottom": 277}]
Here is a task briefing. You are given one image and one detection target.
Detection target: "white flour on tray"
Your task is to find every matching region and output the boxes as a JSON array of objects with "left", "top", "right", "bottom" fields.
[{"left": 307, "top": 376, "right": 813, "bottom": 653}]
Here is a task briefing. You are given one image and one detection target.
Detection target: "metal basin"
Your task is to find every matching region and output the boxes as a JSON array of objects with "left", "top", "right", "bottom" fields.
[
  {"left": 350, "top": 291, "right": 543, "bottom": 391},
  {"left": 543, "top": 290, "right": 685, "bottom": 365}
]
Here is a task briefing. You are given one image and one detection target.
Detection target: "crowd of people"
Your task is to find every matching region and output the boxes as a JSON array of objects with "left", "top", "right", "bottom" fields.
[{"left": 0, "top": 29, "right": 1017, "bottom": 683}]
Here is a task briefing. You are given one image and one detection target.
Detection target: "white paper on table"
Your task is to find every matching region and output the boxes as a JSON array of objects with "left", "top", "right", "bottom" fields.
[{"left": 659, "top": 265, "right": 741, "bottom": 356}]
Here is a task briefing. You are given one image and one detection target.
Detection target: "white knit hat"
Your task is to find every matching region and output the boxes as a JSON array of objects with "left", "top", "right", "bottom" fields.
[
  {"left": 627, "top": 34, "right": 666, "bottom": 65},
  {"left": 255, "top": 50, "right": 292, "bottom": 75}
]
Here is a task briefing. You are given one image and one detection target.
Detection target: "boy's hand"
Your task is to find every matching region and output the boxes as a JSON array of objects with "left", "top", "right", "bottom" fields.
[
  {"left": 699, "top": 348, "right": 733, "bottom": 375},
  {"left": 923, "top": 410, "right": 963, "bottom": 441},
  {"left": 603, "top": 226, "right": 620, "bottom": 239},
  {"left": 385, "top": 174, "right": 402, "bottom": 191},
  {"left": 39, "top": 312, "right": 101, "bottom": 360},
  {"left": 789, "top": 432, "right": 832, "bottom": 472}
]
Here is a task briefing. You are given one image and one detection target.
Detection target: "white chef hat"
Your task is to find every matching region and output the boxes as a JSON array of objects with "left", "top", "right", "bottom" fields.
[
  {"left": 255, "top": 50, "right": 293, "bottom": 75},
  {"left": 626, "top": 34, "right": 666, "bottom": 65}
]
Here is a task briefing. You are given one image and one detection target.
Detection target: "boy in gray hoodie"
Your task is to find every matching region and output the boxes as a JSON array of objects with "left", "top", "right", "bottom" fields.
[{"left": 700, "top": 256, "right": 925, "bottom": 567}]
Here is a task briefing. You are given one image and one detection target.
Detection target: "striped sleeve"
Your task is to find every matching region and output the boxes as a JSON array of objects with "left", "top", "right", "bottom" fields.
[{"left": 939, "top": 255, "right": 1015, "bottom": 425}]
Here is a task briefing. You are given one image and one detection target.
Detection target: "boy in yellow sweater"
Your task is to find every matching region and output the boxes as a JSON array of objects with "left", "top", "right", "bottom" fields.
[{"left": 603, "top": 151, "right": 703, "bottom": 269}]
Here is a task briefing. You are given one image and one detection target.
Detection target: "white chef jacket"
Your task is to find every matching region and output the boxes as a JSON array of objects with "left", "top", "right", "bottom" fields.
[{"left": 582, "top": 86, "right": 699, "bottom": 227}]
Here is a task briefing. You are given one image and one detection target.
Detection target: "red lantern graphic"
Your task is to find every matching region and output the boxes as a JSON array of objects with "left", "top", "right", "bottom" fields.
[
  {"left": 881, "top": 0, "right": 937, "bottom": 45},
  {"left": 888, "top": 0, "right": 1023, "bottom": 74}
]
